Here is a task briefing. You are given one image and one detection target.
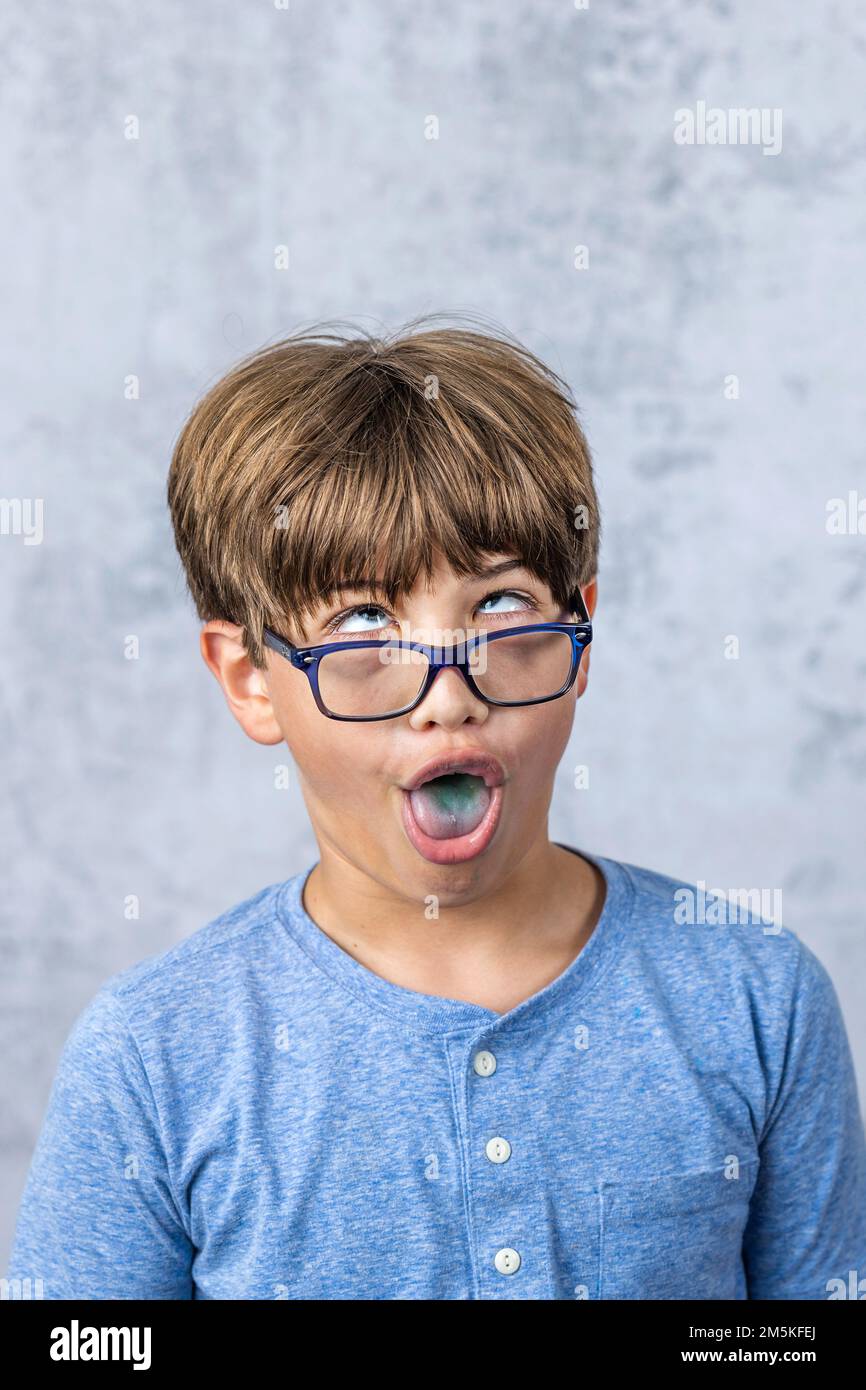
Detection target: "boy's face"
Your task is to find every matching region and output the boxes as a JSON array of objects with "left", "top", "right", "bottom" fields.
[{"left": 201, "top": 550, "right": 596, "bottom": 904}]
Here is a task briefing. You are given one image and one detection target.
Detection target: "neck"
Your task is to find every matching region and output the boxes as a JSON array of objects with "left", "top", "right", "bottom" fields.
[{"left": 300, "top": 835, "right": 606, "bottom": 1014}]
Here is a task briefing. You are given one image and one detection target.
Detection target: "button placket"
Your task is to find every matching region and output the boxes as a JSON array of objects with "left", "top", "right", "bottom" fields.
[{"left": 469, "top": 1040, "right": 531, "bottom": 1288}]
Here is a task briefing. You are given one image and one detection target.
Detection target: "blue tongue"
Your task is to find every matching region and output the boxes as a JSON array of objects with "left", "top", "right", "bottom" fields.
[{"left": 409, "top": 773, "right": 491, "bottom": 839}]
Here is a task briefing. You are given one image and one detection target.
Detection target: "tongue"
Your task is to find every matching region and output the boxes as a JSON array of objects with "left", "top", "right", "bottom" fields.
[{"left": 408, "top": 772, "right": 491, "bottom": 840}]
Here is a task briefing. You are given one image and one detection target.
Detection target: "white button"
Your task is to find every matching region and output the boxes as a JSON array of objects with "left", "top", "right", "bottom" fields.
[
  {"left": 473, "top": 1050, "right": 497, "bottom": 1077},
  {"left": 485, "top": 1135, "right": 512, "bottom": 1164},
  {"left": 494, "top": 1247, "right": 521, "bottom": 1275}
]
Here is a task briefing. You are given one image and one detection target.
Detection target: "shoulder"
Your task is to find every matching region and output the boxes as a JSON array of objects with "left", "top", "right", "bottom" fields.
[
  {"left": 609, "top": 853, "right": 803, "bottom": 966},
  {"left": 61, "top": 873, "right": 306, "bottom": 1079},
  {"left": 104, "top": 876, "right": 289, "bottom": 1006},
  {"left": 598, "top": 852, "right": 839, "bottom": 1037}
]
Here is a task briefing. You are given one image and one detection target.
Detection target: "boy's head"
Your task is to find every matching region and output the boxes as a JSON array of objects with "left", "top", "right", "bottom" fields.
[{"left": 168, "top": 315, "right": 600, "bottom": 900}]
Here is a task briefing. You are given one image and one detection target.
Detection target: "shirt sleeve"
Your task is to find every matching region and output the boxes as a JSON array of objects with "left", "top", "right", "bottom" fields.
[
  {"left": 742, "top": 941, "right": 866, "bottom": 1299},
  {"left": 5, "top": 986, "right": 194, "bottom": 1299}
]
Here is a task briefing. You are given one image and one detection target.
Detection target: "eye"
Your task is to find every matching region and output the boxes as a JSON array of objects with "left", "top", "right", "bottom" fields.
[
  {"left": 477, "top": 589, "right": 540, "bottom": 620},
  {"left": 323, "top": 603, "right": 390, "bottom": 637}
]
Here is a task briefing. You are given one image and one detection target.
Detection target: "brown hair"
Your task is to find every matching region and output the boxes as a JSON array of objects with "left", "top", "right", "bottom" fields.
[{"left": 167, "top": 312, "right": 600, "bottom": 667}]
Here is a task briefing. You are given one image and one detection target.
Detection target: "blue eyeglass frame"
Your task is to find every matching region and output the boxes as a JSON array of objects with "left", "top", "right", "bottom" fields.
[{"left": 260, "top": 587, "right": 593, "bottom": 722}]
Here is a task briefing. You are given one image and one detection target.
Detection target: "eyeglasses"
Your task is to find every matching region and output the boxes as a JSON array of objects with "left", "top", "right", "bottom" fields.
[{"left": 261, "top": 588, "right": 592, "bottom": 721}]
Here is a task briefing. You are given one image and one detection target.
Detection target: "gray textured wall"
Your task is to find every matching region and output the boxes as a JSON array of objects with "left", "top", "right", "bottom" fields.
[{"left": 2, "top": 0, "right": 865, "bottom": 1265}]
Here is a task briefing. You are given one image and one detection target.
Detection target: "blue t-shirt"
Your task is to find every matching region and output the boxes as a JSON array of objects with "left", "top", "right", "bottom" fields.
[{"left": 6, "top": 847, "right": 866, "bottom": 1300}]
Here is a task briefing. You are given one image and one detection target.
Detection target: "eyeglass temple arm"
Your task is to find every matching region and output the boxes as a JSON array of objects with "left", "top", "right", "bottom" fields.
[
  {"left": 570, "top": 586, "right": 592, "bottom": 625},
  {"left": 262, "top": 627, "right": 300, "bottom": 659}
]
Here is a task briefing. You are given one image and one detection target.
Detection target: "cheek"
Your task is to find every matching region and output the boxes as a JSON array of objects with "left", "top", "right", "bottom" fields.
[
  {"left": 496, "top": 695, "right": 577, "bottom": 795},
  {"left": 283, "top": 714, "right": 387, "bottom": 800},
  {"left": 519, "top": 690, "right": 577, "bottom": 757}
]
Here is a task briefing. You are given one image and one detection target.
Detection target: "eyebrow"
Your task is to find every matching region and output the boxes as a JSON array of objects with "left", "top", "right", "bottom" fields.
[{"left": 320, "top": 558, "right": 528, "bottom": 597}]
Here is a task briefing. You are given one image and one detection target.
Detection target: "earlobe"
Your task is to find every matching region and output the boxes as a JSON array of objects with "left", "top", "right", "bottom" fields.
[
  {"left": 575, "top": 645, "right": 592, "bottom": 698},
  {"left": 199, "top": 623, "right": 284, "bottom": 746}
]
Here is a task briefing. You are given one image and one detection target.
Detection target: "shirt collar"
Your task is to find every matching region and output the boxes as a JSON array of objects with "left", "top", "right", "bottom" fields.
[{"left": 276, "top": 845, "right": 633, "bottom": 1037}]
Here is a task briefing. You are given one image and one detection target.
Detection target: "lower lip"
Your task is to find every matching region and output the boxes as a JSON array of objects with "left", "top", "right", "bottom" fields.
[{"left": 399, "top": 782, "right": 504, "bottom": 865}]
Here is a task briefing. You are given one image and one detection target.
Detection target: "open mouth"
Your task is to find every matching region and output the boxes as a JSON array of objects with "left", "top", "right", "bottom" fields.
[{"left": 399, "top": 753, "right": 505, "bottom": 865}]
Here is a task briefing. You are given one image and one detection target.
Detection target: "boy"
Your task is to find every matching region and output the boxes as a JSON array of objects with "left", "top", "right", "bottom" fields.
[{"left": 7, "top": 318, "right": 866, "bottom": 1300}]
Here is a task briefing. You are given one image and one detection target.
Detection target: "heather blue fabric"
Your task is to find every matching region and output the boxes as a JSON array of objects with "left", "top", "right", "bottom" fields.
[{"left": 7, "top": 847, "right": 866, "bottom": 1301}]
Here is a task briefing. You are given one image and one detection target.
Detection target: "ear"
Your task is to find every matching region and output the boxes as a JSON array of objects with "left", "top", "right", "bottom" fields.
[
  {"left": 581, "top": 576, "right": 598, "bottom": 620},
  {"left": 199, "top": 621, "right": 284, "bottom": 745},
  {"left": 575, "top": 577, "right": 597, "bottom": 697}
]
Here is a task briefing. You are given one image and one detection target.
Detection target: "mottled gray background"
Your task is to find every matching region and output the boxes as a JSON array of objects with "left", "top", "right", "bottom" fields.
[{"left": 2, "top": 0, "right": 865, "bottom": 1264}]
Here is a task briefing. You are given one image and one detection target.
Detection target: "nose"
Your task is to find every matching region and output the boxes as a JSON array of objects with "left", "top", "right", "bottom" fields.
[{"left": 407, "top": 664, "right": 489, "bottom": 730}]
